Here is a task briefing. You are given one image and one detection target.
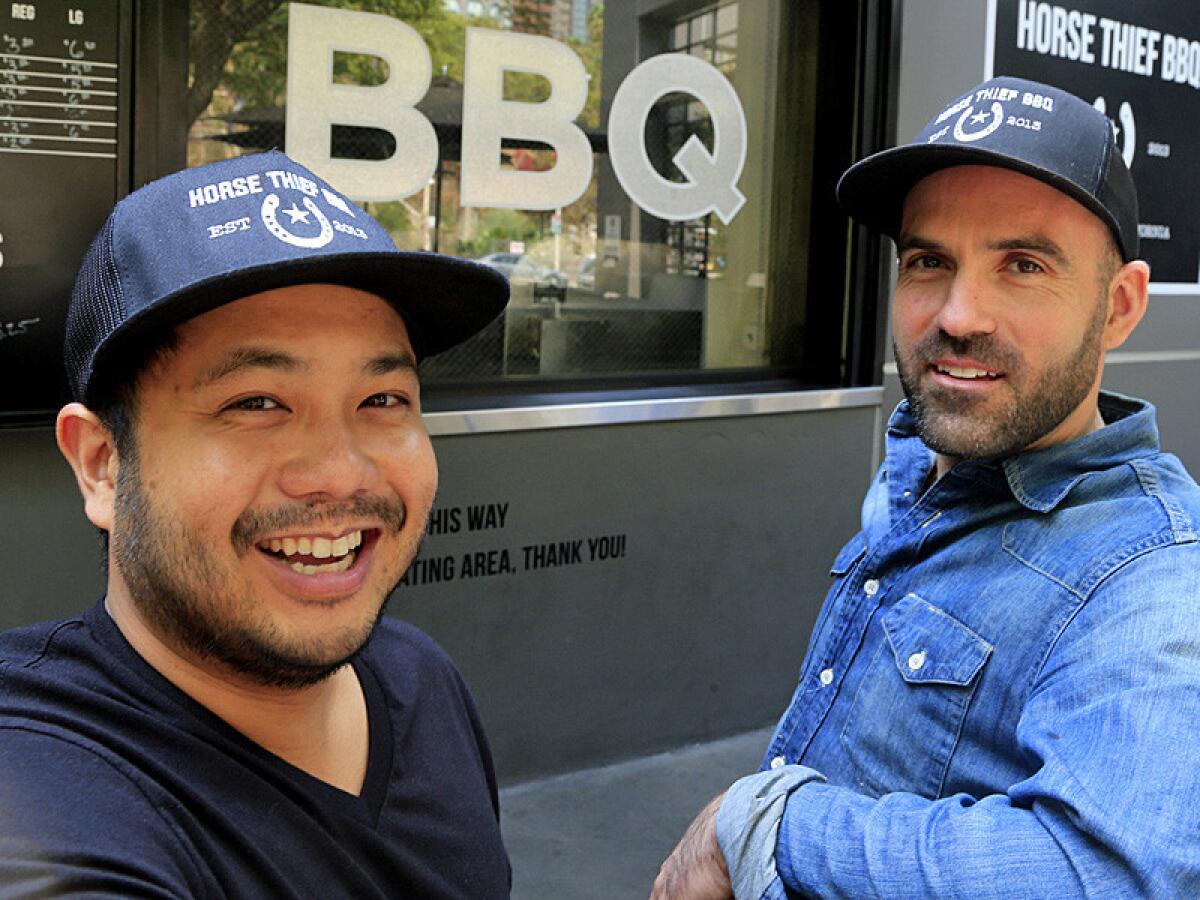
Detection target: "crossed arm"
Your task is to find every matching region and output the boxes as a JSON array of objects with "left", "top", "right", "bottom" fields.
[{"left": 651, "top": 545, "right": 1200, "bottom": 899}]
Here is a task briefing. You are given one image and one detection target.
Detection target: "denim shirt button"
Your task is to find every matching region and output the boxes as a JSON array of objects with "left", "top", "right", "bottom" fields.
[
  {"left": 819, "top": 667, "right": 835, "bottom": 686},
  {"left": 907, "top": 650, "right": 927, "bottom": 672},
  {"left": 770, "top": 755, "right": 786, "bottom": 770},
  {"left": 864, "top": 579, "right": 880, "bottom": 597}
]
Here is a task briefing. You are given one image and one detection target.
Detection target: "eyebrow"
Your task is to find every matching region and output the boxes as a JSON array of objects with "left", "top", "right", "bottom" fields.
[
  {"left": 988, "top": 234, "right": 1070, "bottom": 267},
  {"left": 896, "top": 235, "right": 944, "bottom": 255},
  {"left": 193, "top": 348, "right": 306, "bottom": 390},
  {"left": 364, "top": 351, "right": 419, "bottom": 377},
  {"left": 192, "top": 347, "right": 419, "bottom": 390},
  {"left": 896, "top": 233, "right": 1072, "bottom": 268}
]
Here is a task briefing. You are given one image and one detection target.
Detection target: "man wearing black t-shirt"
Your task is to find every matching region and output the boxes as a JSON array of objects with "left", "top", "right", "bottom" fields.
[{"left": 0, "top": 152, "right": 512, "bottom": 897}]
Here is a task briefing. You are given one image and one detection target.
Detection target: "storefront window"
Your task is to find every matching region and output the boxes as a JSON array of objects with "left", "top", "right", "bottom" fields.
[{"left": 186, "top": 0, "right": 843, "bottom": 392}]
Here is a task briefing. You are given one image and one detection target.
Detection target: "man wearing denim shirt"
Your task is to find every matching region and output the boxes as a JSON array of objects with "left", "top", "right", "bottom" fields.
[{"left": 652, "top": 76, "right": 1200, "bottom": 899}]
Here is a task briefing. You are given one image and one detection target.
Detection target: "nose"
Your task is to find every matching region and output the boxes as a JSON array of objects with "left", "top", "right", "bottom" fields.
[
  {"left": 277, "top": 417, "right": 379, "bottom": 502},
  {"left": 935, "top": 270, "right": 997, "bottom": 339}
]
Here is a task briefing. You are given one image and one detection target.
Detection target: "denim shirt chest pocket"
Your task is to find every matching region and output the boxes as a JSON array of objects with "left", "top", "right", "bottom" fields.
[{"left": 840, "top": 592, "right": 993, "bottom": 798}]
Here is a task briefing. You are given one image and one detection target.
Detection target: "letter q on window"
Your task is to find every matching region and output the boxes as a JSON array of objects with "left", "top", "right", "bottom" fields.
[{"left": 607, "top": 53, "right": 748, "bottom": 224}]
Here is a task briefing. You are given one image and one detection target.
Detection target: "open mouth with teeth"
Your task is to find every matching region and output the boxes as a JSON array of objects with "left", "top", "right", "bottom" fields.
[
  {"left": 256, "top": 529, "right": 373, "bottom": 576},
  {"left": 932, "top": 363, "right": 1004, "bottom": 381}
]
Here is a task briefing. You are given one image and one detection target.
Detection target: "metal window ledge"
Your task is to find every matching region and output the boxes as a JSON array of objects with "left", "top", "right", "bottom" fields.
[{"left": 423, "top": 386, "right": 884, "bottom": 436}]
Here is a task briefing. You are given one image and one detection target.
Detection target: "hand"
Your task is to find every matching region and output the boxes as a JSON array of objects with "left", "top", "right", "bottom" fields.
[{"left": 650, "top": 792, "right": 733, "bottom": 900}]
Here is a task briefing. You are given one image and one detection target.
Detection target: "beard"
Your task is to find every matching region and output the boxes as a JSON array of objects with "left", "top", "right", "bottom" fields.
[
  {"left": 893, "top": 295, "right": 1107, "bottom": 461},
  {"left": 110, "top": 456, "right": 414, "bottom": 689}
]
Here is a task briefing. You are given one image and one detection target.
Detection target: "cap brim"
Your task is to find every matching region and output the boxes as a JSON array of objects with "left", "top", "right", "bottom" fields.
[
  {"left": 84, "top": 250, "right": 509, "bottom": 405},
  {"left": 836, "top": 143, "right": 1125, "bottom": 253}
]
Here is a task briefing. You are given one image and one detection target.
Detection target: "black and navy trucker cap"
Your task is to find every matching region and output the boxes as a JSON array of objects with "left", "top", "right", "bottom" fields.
[
  {"left": 65, "top": 150, "right": 509, "bottom": 405},
  {"left": 837, "top": 76, "right": 1139, "bottom": 262}
]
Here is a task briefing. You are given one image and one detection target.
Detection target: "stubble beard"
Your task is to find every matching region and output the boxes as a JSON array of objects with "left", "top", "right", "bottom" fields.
[
  {"left": 110, "top": 456, "right": 418, "bottom": 689},
  {"left": 893, "top": 296, "right": 1107, "bottom": 461}
]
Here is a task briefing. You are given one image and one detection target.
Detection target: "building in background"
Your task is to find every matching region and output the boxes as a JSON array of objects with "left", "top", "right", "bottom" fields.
[
  {"left": 551, "top": 0, "right": 601, "bottom": 42},
  {"left": 512, "top": 0, "right": 554, "bottom": 34},
  {"left": 443, "top": 0, "right": 510, "bottom": 22},
  {"left": 571, "top": 0, "right": 600, "bottom": 41},
  {"left": 550, "top": 0, "right": 571, "bottom": 40}
]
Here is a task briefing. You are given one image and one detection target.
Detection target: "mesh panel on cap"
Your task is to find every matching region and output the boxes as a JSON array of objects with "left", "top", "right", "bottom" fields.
[{"left": 65, "top": 215, "right": 126, "bottom": 401}]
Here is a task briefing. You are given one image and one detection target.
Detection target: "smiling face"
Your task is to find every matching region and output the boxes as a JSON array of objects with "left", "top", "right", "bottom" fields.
[
  {"left": 106, "top": 284, "right": 436, "bottom": 687},
  {"left": 892, "top": 165, "right": 1126, "bottom": 469}
]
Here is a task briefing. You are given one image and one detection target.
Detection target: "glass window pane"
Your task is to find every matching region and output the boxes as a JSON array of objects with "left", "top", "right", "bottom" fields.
[
  {"left": 186, "top": 0, "right": 826, "bottom": 387},
  {"left": 717, "top": 4, "right": 738, "bottom": 36}
]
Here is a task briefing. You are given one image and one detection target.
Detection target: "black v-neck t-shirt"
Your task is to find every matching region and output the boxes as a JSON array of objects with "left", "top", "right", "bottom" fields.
[{"left": 0, "top": 601, "right": 510, "bottom": 898}]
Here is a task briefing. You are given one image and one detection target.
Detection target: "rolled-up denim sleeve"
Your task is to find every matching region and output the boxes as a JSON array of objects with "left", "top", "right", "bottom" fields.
[
  {"left": 757, "top": 545, "right": 1200, "bottom": 898},
  {"left": 715, "top": 766, "right": 824, "bottom": 900}
]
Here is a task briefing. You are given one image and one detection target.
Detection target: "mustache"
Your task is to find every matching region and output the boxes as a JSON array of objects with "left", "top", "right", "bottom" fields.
[
  {"left": 908, "top": 331, "right": 1019, "bottom": 371},
  {"left": 230, "top": 495, "right": 407, "bottom": 554}
]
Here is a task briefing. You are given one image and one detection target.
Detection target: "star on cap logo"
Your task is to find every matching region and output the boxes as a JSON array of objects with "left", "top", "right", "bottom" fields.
[
  {"left": 953, "top": 102, "right": 1004, "bottom": 143},
  {"left": 260, "top": 194, "right": 334, "bottom": 249},
  {"left": 282, "top": 202, "right": 310, "bottom": 224}
]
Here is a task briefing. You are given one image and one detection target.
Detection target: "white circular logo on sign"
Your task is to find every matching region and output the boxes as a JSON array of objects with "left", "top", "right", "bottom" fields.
[
  {"left": 260, "top": 194, "right": 334, "bottom": 249},
  {"left": 1094, "top": 96, "right": 1137, "bottom": 169},
  {"left": 953, "top": 102, "right": 1004, "bottom": 143}
]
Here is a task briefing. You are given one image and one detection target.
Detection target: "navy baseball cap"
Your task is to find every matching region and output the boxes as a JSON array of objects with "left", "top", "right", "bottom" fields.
[
  {"left": 837, "top": 76, "right": 1139, "bottom": 261},
  {"left": 65, "top": 150, "right": 509, "bottom": 404}
]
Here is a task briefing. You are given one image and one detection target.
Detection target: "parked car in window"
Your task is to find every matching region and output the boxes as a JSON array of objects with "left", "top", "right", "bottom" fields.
[
  {"left": 576, "top": 256, "right": 596, "bottom": 291},
  {"left": 476, "top": 252, "right": 567, "bottom": 287}
]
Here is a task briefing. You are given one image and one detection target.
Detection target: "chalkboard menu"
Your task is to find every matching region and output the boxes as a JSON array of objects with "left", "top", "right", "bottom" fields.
[{"left": 0, "top": 1, "right": 126, "bottom": 424}]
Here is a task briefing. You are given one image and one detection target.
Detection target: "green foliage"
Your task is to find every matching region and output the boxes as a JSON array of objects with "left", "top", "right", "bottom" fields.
[
  {"left": 503, "top": 71, "right": 551, "bottom": 104},
  {"left": 191, "top": 0, "right": 605, "bottom": 128},
  {"left": 455, "top": 207, "right": 540, "bottom": 258},
  {"left": 577, "top": 2, "right": 604, "bottom": 129},
  {"left": 495, "top": 5, "right": 605, "bottom": 125},
  {"left": 206, "top": 6, "right": 287, "bottom": 112},
  {"left": 364, "top": 200, "right": 414, "bottom": 238},
  {"left": 189, "top": 0, "right": 460, "bottom": 124}
]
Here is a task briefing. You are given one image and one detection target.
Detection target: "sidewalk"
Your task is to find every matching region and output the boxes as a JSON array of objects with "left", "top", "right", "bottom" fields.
[{"left": 499, "top": 726, "right": 773, "bottom": 899}]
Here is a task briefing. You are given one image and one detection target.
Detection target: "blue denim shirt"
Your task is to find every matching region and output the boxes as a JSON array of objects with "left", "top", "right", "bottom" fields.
[{"left": 716, "top": 393, "right": 1200, "bottom": 899}]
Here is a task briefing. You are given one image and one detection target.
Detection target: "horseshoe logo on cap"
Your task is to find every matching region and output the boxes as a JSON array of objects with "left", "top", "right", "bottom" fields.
[
  {"left": 260, "top": 194, "right": 334, "bottom": 249},
  {"left": 953, "top": 102, "right": 1004, "bottom": 143}
]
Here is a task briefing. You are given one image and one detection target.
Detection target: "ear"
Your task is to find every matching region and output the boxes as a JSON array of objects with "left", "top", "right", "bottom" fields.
[
  {"left": 56, "top": 403, "right": 120, "bottom": 533},
  {"left": 1102, "top": 260, "right": 1150, "bottom": 351}
]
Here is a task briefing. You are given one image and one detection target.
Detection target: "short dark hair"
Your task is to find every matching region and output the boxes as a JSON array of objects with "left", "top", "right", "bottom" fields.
[
  {"left": 89, "top": 326, "right": 181, "bottom": 460},
  {"left": 1098, "top": 234, "right": 1123, "bottom": 291},
  {"left": 88, "top": 326, "right": 180, "bottom": 562}
]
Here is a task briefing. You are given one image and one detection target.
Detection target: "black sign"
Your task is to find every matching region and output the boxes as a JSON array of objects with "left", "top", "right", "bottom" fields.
[
  {"left": 990, "top": 0, "right": 1200, "bottom": 287},
  {"left": 0, "top": 1, "right": 124, "bottom": 423}
]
